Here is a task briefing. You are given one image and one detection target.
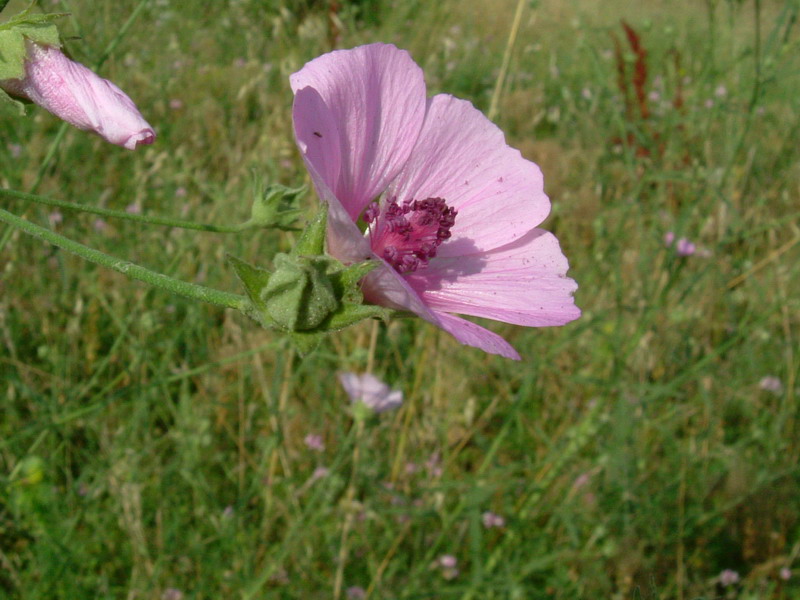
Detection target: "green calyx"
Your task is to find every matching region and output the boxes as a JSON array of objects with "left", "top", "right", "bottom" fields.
[
  {"left": 230, "top": 204, "right": 392, "bottom": 354},
  {"left": 0, "top": 5, "right": 65, "bottom": 114},
  {"left": 246, "top": 181, "right": 305, "bottom": 231}
]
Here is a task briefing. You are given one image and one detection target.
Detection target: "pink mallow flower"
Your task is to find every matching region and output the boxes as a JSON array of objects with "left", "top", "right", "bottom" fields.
[
  {"left": 290, "top": 43, "right": 580, "bottom": 360},
  {"left": 0, "top": 41, "right": 155, "bottom": 150},
  {"left": 303, "top": 433, "right": 325, "bottom": 452},
  {"left": 675, "top": 238, "right": 696, "bottom": 257},
  {"left": 338, "top": 372, "right": 403, "bottom": 414},
  {"left": 719, "top": 569, "right": 740, "bottom": 586}
]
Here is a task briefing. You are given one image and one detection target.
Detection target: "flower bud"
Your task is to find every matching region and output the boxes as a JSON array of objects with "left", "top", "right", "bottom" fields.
[
  {"left": 261, "top": 253, "right": 339, "bottom": 331},
  {"left": 1, "top": 40, "right": 155, "bottom": 149}
]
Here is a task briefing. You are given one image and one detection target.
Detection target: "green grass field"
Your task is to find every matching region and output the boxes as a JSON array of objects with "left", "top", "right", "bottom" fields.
[{"left": 2, "top": 0, "right": 800, "bottom": 598}]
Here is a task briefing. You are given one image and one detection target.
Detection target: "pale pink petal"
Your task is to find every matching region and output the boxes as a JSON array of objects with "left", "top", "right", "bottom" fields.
[
  {"left": 290, "top": 43, "right": 427, "bottom": 220},
  {"left": 386, "top": 94, "right": 549, "bottom": 256},
  {"left": 337, "top": 372, "right": 363, "bottom": 400},
  {"left": 406, "top": 229, "right": 580, "bottom": 326},
  {"left": 337, "top": 372, "right": 403, "bottom": 413},
  {"left": 435, "top": 312, "right": 521, "bottom": 360},
  {"left": 293, "top": 87, "right": 343, "bottom": 200},
  {"left": 361, "top": 260, "right": 443, "bottom": 324},
  {"left": 3, "top": 43, "right": 155, "bottom": 149},
  {"left": 293, "top": 100, "right": 372, "bottom": 264}
]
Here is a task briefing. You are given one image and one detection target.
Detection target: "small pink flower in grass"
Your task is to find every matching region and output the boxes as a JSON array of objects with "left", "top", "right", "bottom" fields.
[
  {"left": 311, "top": 466, "right": 329, "bottom": 480},
  {"left": 0, "top": 42, "right": 155, "bottom": 150},
  {"left": 664, "top": 231, "right": 675, "bottom": 247},
  {"left": 291, "top": 43, "right": 580, "bottom": 360},
  {"left": 719, "top": 569, "right": 740, "bottom": 586},
  {"left": 161, "top": 589, "right": 183, "bottom": 600},
  {"left": 482, "top": 511, "right": 505, "bottom": 528},
  {"left": 780, "top": 567, "right": 792, "bottom": 581},
  {"left": 436, "top": 554, "right": 459, "bottom": 580},
  {"left": 759, "top": 376, "right": 783, "bottom": 394},
  {"left": 48, "top": 211, "right": 63, "bottom": 227},
  {"left": 346, "top": 586, "right": 366, "bottom": 600},
  {"left": 425, "top": 452, "right": 443, "bottom": 477},
  {"left": 675, "top": 238, "right": 696, "bottom": 257},
  {"left": 338, "top": 372, "right": 403, "bottom": 414},
  {"left": 438, "top": 554, "right": 457, "bottom": 569},
  {"left": 304, "top": 433, "right": 325, "bottom": 451}
]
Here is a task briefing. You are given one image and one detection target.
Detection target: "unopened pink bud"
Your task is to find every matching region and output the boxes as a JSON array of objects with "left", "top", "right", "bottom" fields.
[{"left": 1, "top": 42, "right": 155, "bottom": 150}]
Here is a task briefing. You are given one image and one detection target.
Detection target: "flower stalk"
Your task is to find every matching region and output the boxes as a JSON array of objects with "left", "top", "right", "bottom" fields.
[
  {"left": 0, "top": 207, "right": 249, "bottom": 311},
  {"left": 0, "top": 187, "right": 253, "bottom": 234}
]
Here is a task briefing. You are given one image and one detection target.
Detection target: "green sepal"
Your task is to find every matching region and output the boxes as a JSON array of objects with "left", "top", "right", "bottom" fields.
[
  {"left": 325, "top": 303, "right": 392, "bottom": 331},
  {"left": 262, "top": 253, "right": 339, "bottom": 331},
  {"left": 292, "top": 203, "right": 327, "bottom": 256},
  {"left": 227, "top": 254, "right": 274, "bottom": 329},
  {"left": 0, "top": 28, "right": 27, "bottom": 80},
  {"left": 288, "top": 331, "right": 324, "bottom": 356},
  {"left": 247, "top": 181, "right": 305, "bottom": 231},
  {"left": 230, "top": 203, "right": 392, "bottom": 355},
  {"left": 0, "top": 86, "right": 24, "bottom": 114},
  {"left": 0, "top": 5, "right": 65, "bottom": 115},
  {"left": 329, "top": 260, "right": 378, "bottom": 304}
]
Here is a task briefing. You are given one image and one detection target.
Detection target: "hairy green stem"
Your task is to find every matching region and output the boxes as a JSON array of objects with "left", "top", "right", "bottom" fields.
[
  {"left": 0, "top": 187, "right": 250, "bottom": 233},
  {"left": 0, "top": 207, "right": 249, "bottom": 311}
]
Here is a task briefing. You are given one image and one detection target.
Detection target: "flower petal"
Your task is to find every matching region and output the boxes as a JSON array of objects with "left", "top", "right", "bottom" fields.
[
  {"left": 361, "top": 260, "right": 442, "bottom": 324},
  {"left": 290, "top": 43, "right": 427, "bottom": 220},
  {"left": 359, "top": 260, "right": 521, "bottom": 359},
  {"left": 292, "top": 88, "right": 372, "bottom": 263},
  {"left": 292, "top": 87, "right": 343, "bottom": 200},
  {"left": 307, "top": 157, "right": 374, "bottom": 264},
  {"left": 406, "top": 229, "right": 580, "bottom": 326},
  {"left": 386, "top": 94, "right": 549, "bottom": 255},
  {"left": 435, "top": 312, "right": 521, "bottom": 360}
]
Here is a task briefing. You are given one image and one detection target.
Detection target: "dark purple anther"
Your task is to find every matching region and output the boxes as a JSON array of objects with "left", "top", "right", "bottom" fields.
[
  {"left": 364, "top": 202, "right": 381, "bottom": 224},
  {"left": 369, "top": 196, "right": 457, "bottom": 274}
]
